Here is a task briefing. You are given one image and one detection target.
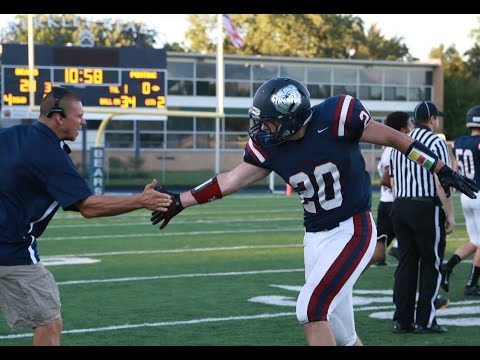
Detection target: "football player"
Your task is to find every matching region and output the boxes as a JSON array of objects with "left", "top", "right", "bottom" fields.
[
  {"left": 151, "top": 77, "right": 476, "bottom": 346},
  {"left": 442, "top": 105, "right": 480, "bottom": 295}
]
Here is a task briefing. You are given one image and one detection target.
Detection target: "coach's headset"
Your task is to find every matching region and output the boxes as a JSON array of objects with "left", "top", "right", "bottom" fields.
[
  {"left": 46, "top": 86, "right": 72, "bottom": 154},
  {"left": 46, "top": 86, "right": 68, "bottom": 118}
]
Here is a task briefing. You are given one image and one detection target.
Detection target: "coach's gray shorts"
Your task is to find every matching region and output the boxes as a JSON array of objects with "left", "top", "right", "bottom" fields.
[{"left": 0, "top": 262, "right": 61, "bottom": 330}]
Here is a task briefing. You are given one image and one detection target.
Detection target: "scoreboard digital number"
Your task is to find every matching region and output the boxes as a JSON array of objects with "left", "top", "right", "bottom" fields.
[
  {"left": 2, "top": 66, "right": 166, "bottom": 109},
  {"left": 1, "top": 44, "right": 167, "bottom": 119}
]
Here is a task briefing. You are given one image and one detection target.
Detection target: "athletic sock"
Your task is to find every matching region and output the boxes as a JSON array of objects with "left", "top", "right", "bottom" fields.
[
  {"left": 466, "top": 266, "right": 480, "bottom": 287},
  {"left": 446, "top": 254, "right": 461, "bottom": 270}
]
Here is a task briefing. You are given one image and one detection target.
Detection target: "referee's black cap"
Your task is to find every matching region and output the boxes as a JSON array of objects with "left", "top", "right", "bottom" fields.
[{"left": 414, "top": 101, "right": 447, "bottom": 121}]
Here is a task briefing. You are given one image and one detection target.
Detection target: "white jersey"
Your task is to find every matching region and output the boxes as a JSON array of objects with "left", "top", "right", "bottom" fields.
[{"left": 378, "top": 146, "right": 394, "bottom": 202}]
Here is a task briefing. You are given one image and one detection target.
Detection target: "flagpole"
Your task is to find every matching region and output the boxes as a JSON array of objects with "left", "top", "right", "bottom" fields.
[
  {"left": 27, "top": 14, "right": 35, "bottom": 111},
  {"left": 215, "top": 14, "right": 224, "bottom": 175}
]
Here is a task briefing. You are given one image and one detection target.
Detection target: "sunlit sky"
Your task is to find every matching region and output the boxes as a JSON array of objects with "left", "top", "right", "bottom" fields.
[{"left": 0, "top": 14, "right": 478, "bottom": 61}]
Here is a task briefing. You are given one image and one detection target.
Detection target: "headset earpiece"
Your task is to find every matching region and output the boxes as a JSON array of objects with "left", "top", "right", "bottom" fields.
[
  {"left": 46, "top": 86, "right": 68, "bottom": 118},
  {"left": 46, "top": 107, "right": 66, "bottom": 118}
]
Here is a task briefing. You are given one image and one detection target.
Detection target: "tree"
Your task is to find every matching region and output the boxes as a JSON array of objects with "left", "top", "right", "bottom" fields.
[
  {"left": 430, "top": 44, "right": 480, "bottom": 140},
  {"left": 355, "top": 24, "right": 412, "bottom": 61},
  {"left": 469, "top": 16, "right": 480, "bottom": 44},
  {"left": 184, "top": 14, "right": 411, "bottom": 61},
  {"left": 163, "top": 42, "right": 188, "bottom": 52},
  {"left": 184, "top": 15, "right": 218, "bottom": 54},
  {"left": 1, "top": 14, "right": 158, "bottom": 48},
  {"left": 464, "top": 44, "right": 480, "bottom": 78}
]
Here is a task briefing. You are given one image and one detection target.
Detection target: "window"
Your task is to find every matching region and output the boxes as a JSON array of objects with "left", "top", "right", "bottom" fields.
[
  {"left": 280, "top": 65, "right": 305, "bottom": 80},
  {"left": 106, "top": 133, "right": 133, "bottom": 148},
  {"left": 167, "top": 134, "right": 193, "bottom": 149},
  {"left": 252, "top": 64, "right": 278, "bottom": 80},
  {"left": 225, "top": 63, "right": 250, "bottom": 80},
  {"left": 225, "top": 81, "right": 250, "bottom": 97},
  {"left": 333, "top": 68, "right": 357, "bottom": 83},
  {"left": 167, "top": 61, "right": 194, "bottom": 78},
  {"left": 109, "top": 120, "right": 133, "bottom": 130},
  {"left": 196, "top": 62, "right": 216, "bottom": 78},
  {"left": 385, "top": 86, "right": 407, "bottom": 101},
  {"left": 197, "top": 117, "right": 216, "bottom": 131},
  {"left": 167, "top": 117, "right": 193, "bottom": 131},
  {"left": 196, "top": 134, "right": 216, "bottom": 149},
  {"left": 140, "top": 133, "right": 164, "bottom": 148},
  {"left": 225, "top": 134, "right": 248, "bottom": 149},
  {"left": 139, "top": 121, "right": 165, "bottom": 149},
  {"left": 252, "top": 82, "right": 264, "bottom": 94},
  {"left": 86, "top": 119, "right": 101, "bottom": 130},
  {"left": 333, "top": 85, "right": 356, "bottom": 97},
  {"left": 168, "top": 80, "right": 193, "bottom": 95},
  {"left": 409, "top": 70, "right": 432, "bottom": 85},
  {"left": 307, "top": 67, "right": 331, "bottom": 83},
  {"left": 359, "top": 86, "right": 382, "bottom": 100},
  {"left": 196, "top": 80, "right": 216, "bottom": 96},
  {"left": 225, "top": 116, "right": 249, "bottom": 132},
  {"left": 359, "top": 68, "right": 382, "bottom": 84},
  {"left": 385, "top": 69, "right": 407, "bottom": 84},
  {"left": 408, "top": 87, "right": 427, "bottom": 101},
  {"left": 307, "top": 84, "right": 331, "bottom": 99},
  {"left": 138, "top": 121, "right": 165, "bottom": 131}
]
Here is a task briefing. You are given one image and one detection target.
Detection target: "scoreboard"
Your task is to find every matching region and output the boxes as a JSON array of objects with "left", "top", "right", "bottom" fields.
[{"left": 1, "top": 44, "right": 167, "bottom": 119}]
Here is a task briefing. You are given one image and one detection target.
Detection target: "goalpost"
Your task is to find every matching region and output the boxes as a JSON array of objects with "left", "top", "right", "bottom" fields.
[
  {"left": 269, "top": 172, "right": 293, "bottom": 195},
  {"left": 25, "top": 105, "right": 225, "bottom": 195}
]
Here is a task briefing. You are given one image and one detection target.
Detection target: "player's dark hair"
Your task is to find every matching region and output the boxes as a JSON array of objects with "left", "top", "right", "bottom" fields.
[{"left": 385, "top": 111, "right": 410, "bottom": 132}]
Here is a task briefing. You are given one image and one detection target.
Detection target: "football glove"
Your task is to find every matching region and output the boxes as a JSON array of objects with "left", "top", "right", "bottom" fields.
[
  {"left": 151, "top": 185, "right": 184, "bottom": 230},
  {"left": 437, "top": 165, "right": 477, "bottom": 199}
]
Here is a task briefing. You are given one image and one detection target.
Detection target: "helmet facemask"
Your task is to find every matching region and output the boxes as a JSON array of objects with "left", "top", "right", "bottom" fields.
[{"left": 249, "top": 109, "right": 313, "bottom": 148}]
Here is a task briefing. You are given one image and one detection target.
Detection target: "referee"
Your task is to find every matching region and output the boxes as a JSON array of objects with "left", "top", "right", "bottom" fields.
[{"left": 390, "top": 101, "right": 454, "bottom": 334}]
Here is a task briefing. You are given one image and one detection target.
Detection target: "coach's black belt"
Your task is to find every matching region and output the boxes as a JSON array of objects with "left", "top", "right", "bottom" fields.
[{"left": 398, "top": 197, "right": 441, "bottom": 205}]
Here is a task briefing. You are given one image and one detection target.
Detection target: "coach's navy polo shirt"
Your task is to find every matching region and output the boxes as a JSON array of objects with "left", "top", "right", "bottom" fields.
[{"left": 0, "top": 121, "right": 93, "bottom": 265}]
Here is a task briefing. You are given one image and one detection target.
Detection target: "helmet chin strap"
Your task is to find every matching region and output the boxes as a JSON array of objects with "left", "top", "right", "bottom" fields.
[{"left": 303, "top": 109, "right": 313, "bottom": 126}]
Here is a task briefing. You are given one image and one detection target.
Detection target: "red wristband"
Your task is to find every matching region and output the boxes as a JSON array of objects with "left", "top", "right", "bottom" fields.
[{"left": 190, "top": 176, "right": 223, "bottom": 204}]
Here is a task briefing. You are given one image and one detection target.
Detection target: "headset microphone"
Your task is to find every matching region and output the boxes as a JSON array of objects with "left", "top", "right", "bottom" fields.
[{"left": 62, "top": 141, "right": 71, "bottom": 154}]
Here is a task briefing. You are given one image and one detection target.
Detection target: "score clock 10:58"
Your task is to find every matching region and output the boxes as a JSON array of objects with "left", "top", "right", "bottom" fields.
[{"left": 2, "top": 66, "right": 166, "bottom": 109}]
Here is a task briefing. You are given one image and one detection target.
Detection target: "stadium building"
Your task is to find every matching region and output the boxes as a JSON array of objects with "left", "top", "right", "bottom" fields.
[{"left": 1, "top": 50, "right": 444, "bottom": 189}]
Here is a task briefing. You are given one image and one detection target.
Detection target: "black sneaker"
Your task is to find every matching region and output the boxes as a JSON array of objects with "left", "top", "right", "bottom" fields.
[
  {"left": 374, "top": 259, "right": 388, "bottom": 266},
  {"left": 440, "top": 264, "right": 452, "bottom": 292},
  {"left": 464, "top": 285, "right": 480, "bottom": 296},
  {"left": 392, "top": 321, "right": 414, "bottom": 334},
  {"left": 389, "top": 247, "right": 399, "bottom": 260},
  {"left": 413, "top": 323, "right": 447, "bottom": 334},
  {"left": 434, "top": 295, "right": 450, "bottom": 310}
]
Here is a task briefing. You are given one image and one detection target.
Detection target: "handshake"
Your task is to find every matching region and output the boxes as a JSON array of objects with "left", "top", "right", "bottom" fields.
[{"left": 150, "top": 185, "right": 184, "bottom": 230}]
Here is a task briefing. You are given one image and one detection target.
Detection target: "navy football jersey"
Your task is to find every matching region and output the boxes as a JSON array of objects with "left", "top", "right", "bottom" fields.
[
  {"left": 0, "top": 121, "right": 93, "bottom": 265},
  {"left": 452, "top": 135, "right": 480, "bottom": 192},
  {"left": 244, "top": 94, "right": 373, "bottom": 232}
]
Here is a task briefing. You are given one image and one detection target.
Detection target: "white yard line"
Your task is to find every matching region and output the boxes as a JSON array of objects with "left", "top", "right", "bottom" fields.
[
  {"left": 41, "top": 227, "right": 304, "bottom": 241},
  {"left": 0, "top": 312, "right": 297, "bottom": 340},
  {"left": 46, "top": 217, "right": 300, "bottom": 228},
  {"left": 43, "top": 244, "right": 301, "bottom": 259},
  {"left": 56, "top": 268, "right": 305, "bottom": 285}
]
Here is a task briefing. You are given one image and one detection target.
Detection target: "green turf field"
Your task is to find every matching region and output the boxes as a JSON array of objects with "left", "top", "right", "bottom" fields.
[{"left": 0, "top": 192, "right": 478, "bottom": 346}]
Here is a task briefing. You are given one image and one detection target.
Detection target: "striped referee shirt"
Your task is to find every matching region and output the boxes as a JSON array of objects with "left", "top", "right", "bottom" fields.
[{"left": 390, "top": 125, "right": 451, "bottom": 198}]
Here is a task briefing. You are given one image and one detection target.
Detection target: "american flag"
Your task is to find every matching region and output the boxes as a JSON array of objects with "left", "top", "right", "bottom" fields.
[{"left": 222, "top": 14, "right": 244, "bottom": 49}]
